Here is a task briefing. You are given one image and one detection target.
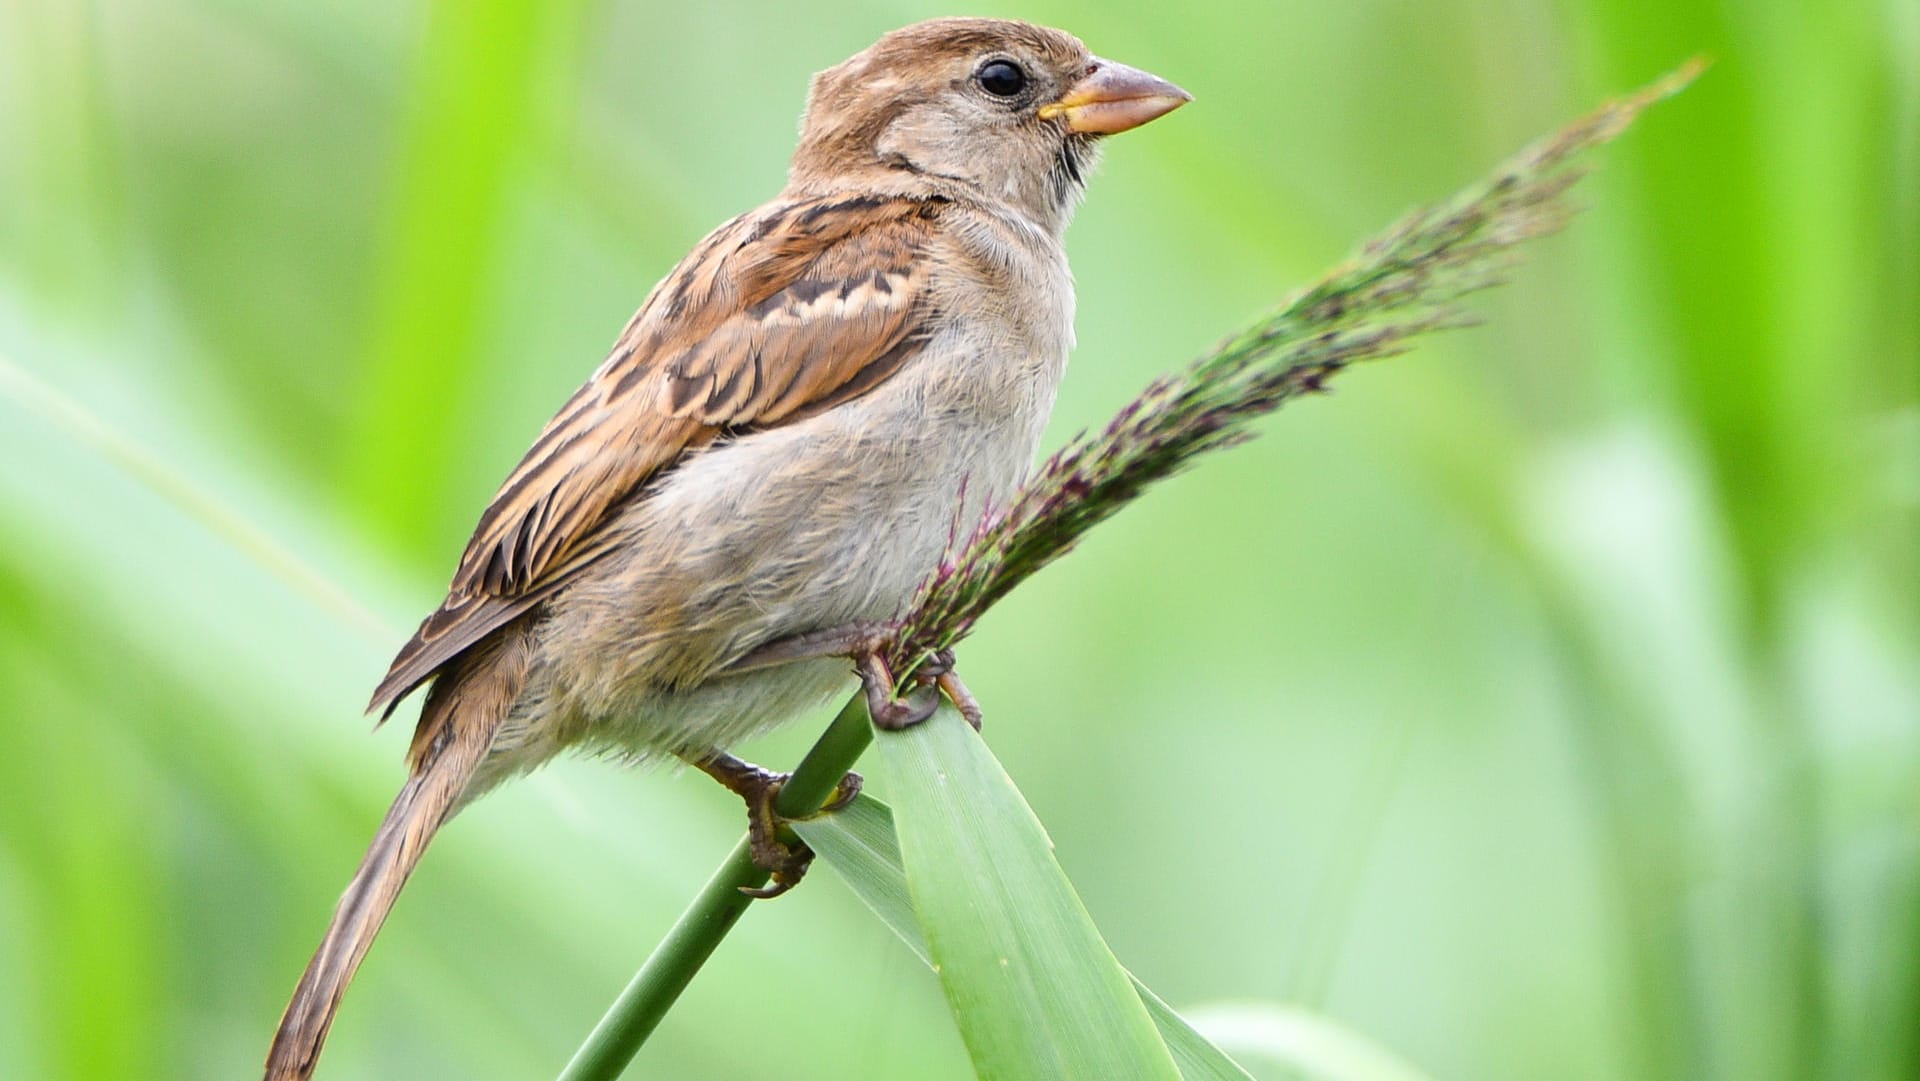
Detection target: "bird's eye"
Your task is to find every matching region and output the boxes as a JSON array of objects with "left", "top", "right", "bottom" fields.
[{"left": 975, "top": 60, "right": 1028, "bottom": 98}]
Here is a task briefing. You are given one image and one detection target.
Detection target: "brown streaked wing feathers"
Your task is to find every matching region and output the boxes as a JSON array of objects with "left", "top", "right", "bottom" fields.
[{"left": 367, "top": 194, "right": 944, "bottom": 717}]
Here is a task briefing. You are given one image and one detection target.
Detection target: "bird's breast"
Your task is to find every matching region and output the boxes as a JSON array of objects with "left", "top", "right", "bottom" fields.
[{"left": 523, "top": 220, "right": 1076, "bottom": 752}]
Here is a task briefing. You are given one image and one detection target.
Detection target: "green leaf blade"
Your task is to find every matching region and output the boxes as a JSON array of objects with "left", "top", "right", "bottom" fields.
[
  {"left": 873, "top": 703, "right": 1181, "bottom": 1081},
  {"left": 798, "top": 792, "right": 1257, "bottom": 1081}
]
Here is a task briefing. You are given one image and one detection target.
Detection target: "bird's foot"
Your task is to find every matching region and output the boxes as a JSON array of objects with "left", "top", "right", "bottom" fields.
[
  {"left": 723, "top": 620, "right": 898, "bottom": 674},
  {"left": 721, "top": 621, "right": 983, "bottom": 731},
  {"left": 938, "top": 672, "right": 984, "bottom": 730},
  {"left": 854, "top": 649, "right": 939, "bottom": 730},
  {"left": 690, "top": 752, "right": 862, "bottom": 899},
  {"left": 855, "top": 646, "right": 982, "bottom": 731}
]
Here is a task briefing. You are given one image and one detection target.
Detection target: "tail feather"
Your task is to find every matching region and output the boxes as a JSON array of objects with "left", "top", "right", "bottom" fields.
[
  {"left": 263, "top": 751, "right": 474, "bottom": 1081},
  {"left": 265, "top": 616, "right": 532, "bottom": 1080}
]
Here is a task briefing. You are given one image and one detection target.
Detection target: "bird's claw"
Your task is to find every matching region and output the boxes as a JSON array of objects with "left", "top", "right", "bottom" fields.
[
  {"left": 937, "top": 671, "right": 984, "bottom": 730},
  {"left": 738, "top": 774, "right": 811, "bottom": 899},
  {"left": 726, "top": 624, "right": 984, "bottom": 730},
  {"left": 856, "top": 647, "right": 982, "bottom": 730},
  {"left": 691, "top": 752, "right": 861, "bottom": 898}
]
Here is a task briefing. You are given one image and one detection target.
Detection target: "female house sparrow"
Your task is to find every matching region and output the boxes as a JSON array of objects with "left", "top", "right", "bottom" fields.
[{"left": 266, "top": 17, "right": 1187, "bottom": 1080}]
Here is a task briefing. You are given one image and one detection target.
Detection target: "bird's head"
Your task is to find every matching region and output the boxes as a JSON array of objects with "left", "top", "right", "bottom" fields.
[{"left": 789, "top": 18, "right": 1190, "bottom": 235}]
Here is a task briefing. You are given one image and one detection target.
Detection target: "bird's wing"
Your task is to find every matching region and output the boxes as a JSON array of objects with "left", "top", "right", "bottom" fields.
[{"left": 369, "top": 193, "right": 948, "bottom": 717}]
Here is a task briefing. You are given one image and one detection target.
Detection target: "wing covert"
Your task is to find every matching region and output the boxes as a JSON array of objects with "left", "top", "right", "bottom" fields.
[{"left": 369, "top": 193, "right": 945, "bottom": 716}]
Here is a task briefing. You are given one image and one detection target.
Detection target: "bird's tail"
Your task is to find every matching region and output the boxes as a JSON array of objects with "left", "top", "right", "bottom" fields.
[
  {"left": 262, "top": 742, "right": 475, "bottom": 1081},
  {"left": 266, "top": 617, "right": 532, "bottom": 1079}
]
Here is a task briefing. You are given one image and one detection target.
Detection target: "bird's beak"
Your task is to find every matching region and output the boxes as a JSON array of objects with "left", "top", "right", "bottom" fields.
[{"left": 1038, "top": 58, "right": 1191, "bottom": 135}]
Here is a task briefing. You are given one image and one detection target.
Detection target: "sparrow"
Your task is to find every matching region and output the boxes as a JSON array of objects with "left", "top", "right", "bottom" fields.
[{"left": 265, "top": 18, "right": 1187, "bottom": 1080}]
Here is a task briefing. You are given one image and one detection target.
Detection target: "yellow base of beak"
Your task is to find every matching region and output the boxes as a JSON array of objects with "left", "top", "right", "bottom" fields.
[{"left": 1039, "top": 58, "right": 1191, "bottom": 135}]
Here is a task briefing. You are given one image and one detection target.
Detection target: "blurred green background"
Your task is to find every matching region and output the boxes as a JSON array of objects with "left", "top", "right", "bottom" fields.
[{"left": 1, "top": 0, "right": 1914, "bottom": 1078}]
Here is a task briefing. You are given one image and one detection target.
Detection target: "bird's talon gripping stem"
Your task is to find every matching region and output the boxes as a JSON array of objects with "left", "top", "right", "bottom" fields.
[
  {"left": 814, "top": 769, "right": 865, "bottom": 816},
  {"left": 725, "top": 622, "right": 982, "bottom": 731},
  {"left": 855, "top": 644, "right": 984, "bottom": 730},
  {"left": 938, "top": 671, "right": 985, "bottom": 730},
  {"left": 689, "top": 751, "right": 861, "bottom": 898},
  {"left": 856, "top": 650, "right": 940, "bottom": 730},
  {"left": 739, "top": 777, "right": 807, "bottom": 899},
  {"left": 911, "top": 646, "right": 983, "bottom": 728}
]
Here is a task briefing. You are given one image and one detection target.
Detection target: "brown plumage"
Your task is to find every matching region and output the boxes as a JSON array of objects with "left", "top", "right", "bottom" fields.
[
  {"left": 266, "top": 18, "right": 1187, "bottom": 1079},
  {"left": 271, "top": 618, "right": 534, "bottom": 1080},
  {"left": 368, "top": 195, "right": 943, "bottom": 716}
]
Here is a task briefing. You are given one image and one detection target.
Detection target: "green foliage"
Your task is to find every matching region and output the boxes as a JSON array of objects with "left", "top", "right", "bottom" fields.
[
  {"left": 877, "top": 703, "right": 1183, "bottom": 1079},
  {"left": 797, "top": 783, "right": 1264, "bottom": 1081},
  {"left": 0, "top": 1, "right": 1913, "bottom": 1079}
]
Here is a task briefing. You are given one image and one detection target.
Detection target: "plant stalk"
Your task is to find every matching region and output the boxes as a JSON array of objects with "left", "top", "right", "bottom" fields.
[{"left": 555, "top": 693, "right": 873, "bottom": 1081}]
